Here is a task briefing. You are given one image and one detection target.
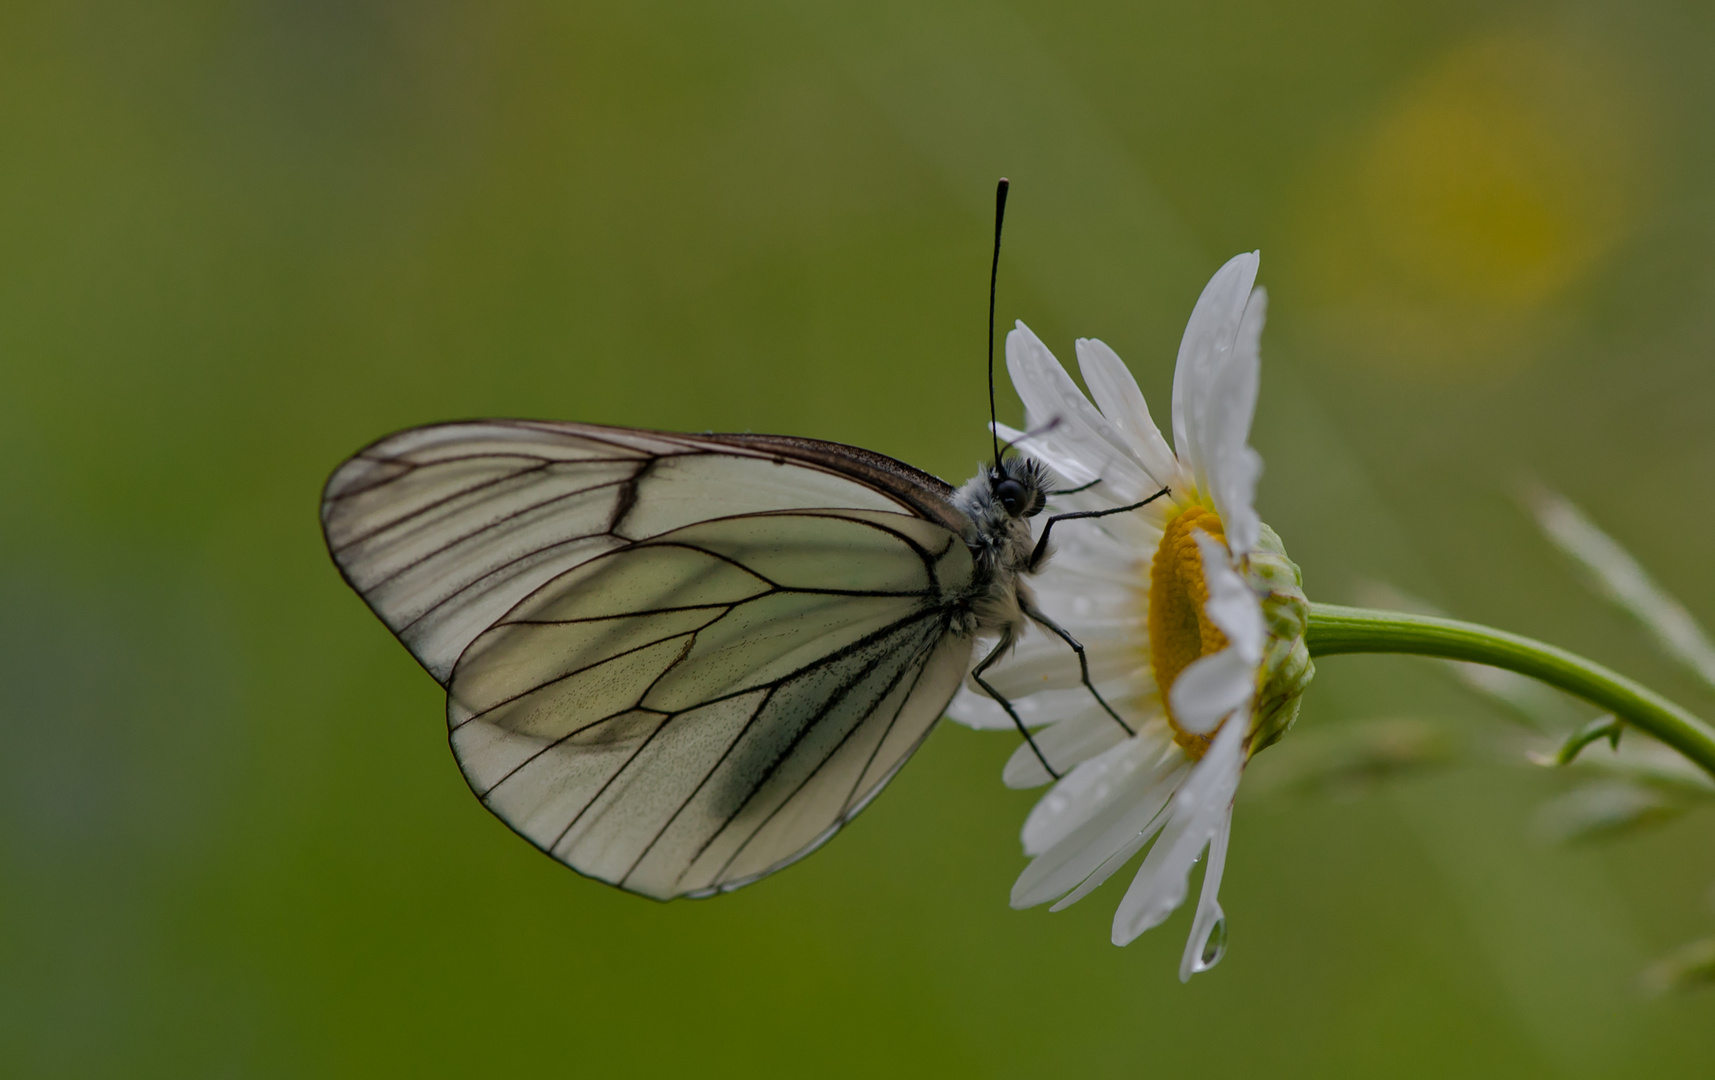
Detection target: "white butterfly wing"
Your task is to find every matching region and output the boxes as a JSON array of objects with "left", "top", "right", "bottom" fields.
[{"left": 322, "top": 420, "right": 979, "bottom": 898}]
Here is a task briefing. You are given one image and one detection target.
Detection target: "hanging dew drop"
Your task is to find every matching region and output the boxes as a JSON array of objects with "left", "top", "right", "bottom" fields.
[{"left": 1192, "top": 916, "right": 1228, "bottom": 974}]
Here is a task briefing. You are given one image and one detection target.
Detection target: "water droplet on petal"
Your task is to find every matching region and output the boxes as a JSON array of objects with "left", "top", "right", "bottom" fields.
[{"left": 1192, "top": 916, "right": 1228, "bottom": 974}]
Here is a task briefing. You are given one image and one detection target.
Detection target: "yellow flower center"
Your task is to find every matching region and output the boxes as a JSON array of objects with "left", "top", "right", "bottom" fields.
[{"left": 1147, "top": 506, "right": 1229, "bottom": 758}]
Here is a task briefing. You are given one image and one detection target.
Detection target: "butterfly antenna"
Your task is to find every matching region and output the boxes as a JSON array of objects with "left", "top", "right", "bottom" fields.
[{"left": 987, "top": 177, "right": 1009, "bottom": 472}]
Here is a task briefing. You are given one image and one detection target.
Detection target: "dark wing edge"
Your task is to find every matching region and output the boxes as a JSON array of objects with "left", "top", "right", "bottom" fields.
[{"left": 697, "top": 431, "right": 967, "bottom": 536}]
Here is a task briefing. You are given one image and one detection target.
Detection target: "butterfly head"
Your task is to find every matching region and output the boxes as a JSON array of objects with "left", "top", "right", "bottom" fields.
[
  {"left": 988, "top": 456, "right": 1052, "bottom": 519},
  {"left": 974, "top": 456, "right": 1049, "bottom": 524}
]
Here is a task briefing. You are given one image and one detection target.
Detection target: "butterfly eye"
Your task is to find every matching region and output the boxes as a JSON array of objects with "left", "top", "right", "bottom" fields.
[{"left": 994, "top": 478, "right": 1028, "bottom": 516}]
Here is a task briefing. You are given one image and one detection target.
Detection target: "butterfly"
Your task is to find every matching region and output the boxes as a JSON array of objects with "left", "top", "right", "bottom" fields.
[{"left": 320, "top": 181, "right": 1164, "bottom": 900}]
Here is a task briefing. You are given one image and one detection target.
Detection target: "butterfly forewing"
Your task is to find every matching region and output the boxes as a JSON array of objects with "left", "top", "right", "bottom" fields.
[
  {"left": 322, "top": 420, "right": 980, "bottom": 898},
  {"left": 322, "top": 421, "right": 960, "bottom": 683}
]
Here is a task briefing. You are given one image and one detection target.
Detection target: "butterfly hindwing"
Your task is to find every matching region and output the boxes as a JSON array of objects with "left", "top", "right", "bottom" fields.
[
  {"left": 321, "top": 421, "right": 979, "bottom": 897},
  {"left": 449, "top": 511, "right": 975, "bottom": 897}
]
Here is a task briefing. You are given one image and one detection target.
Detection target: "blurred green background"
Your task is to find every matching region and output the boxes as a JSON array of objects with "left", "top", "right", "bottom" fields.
[{"left": 4, "top": 0, "right": 1715, "bottom": 1076}]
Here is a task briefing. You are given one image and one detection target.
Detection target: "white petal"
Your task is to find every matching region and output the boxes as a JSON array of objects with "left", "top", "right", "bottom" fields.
[
  {"left": 1109, "top": 795, "right": 1199, "bottom": 940},
  {"left": 1074, "top": 338, "right": 1180, "bottom": 492},
  {"left": 1171, "top": 253, "right": 1259, "bottom": 492},
  {"left": 1111, "top": 712, "right": 1245, "bottom": 945},
  {"left": 1209, "top": 444, "right": 1262, "bottom": 559},
  {"left": 1046, "top": 836, "right": 1154, "bottom": 913},
  {"left": 1028, "top": 804, "right": 1175, "bottom": 911},
  {"left": 1040, "top": 498, "right": 1166, "bottom": 558},
  {"left": 1181, "top": 280, "right": 1259, "bottom": 497},
  {"left": 1013, "top": 736, "right": 1187, "bottom": 905},
  {"left": 1003, "top": 701, "right": 1145, "bottom": 787},
  {"left": 994, "top": 422, "right": 1098, "bottom": 489},
  {"left": 1196, "top": 531, "right": 1265, "bottom": 663},
  {"left": 1025, "top": 577, "right": 1144, "bottom": 637},
  {"left": 976, "top": 638, "right": 1141, "bottom": 699},
  {"left": 1169, "top": 647, "right": 1255, "bottom": 735},
  {"left": 1200, "top": 288, "right": 1266, "bottom": 557},
  {"left": 1019, "top": 728, "right": 1172, "bottom": 856},
  {"left": 1046, "top": 783, "right": 1179, "bottom": 910},
  {"left": 947, "top": 683, "right": 1020, "bottom": 731},
  {"left": 1006, "top": 323, "right": 1153, "bottom": 498},
  {"left": 1178, "top": 811, "right": 1232, "bottom": 982},
  {"left": 973, "top": 656, "right": 1077, "bottom": 699},
  {"left": 1033, "top": 565, "right": 1149, "bottom": 619},
  {"left": 947, "top": 680, "right": 1112, "bottom": 732}
]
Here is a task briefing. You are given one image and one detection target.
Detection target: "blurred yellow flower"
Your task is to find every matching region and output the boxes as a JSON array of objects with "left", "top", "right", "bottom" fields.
[{"left": 1291, "top": 30, "right": 1652, "bottom": 375}]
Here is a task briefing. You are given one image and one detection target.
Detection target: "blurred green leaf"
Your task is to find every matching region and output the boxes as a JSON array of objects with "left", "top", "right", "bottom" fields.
[
  {"left": 1247, "top": 717, "right": 1459, "bottom": 800},
  {"left": 1533, "top": 781, "right": 1686, "bottom": 844},
  {"left": 1642, "top": 938, "right": 1715, "bottom": 995}
]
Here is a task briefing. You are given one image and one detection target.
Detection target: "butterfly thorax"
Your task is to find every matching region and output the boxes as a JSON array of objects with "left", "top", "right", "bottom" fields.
[{"left": 949, "top": 456, "right": 1054, "bottom": 641}]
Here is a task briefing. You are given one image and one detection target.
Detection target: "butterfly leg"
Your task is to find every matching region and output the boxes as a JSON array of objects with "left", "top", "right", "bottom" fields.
[
  {"left": 971, "top": 630, "right": 1061, "bottom": 781},
  {"left": 1047, "top": 477, "right": 1102, "bottom": 496},
  {"left": 1019, "top": 598, "right": 1134, "bottom": 737},
  {"left": 1028, "top": 486, "right": 1171, "bottom": 573}
]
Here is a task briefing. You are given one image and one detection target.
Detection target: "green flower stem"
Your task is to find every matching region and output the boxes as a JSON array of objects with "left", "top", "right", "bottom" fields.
[{"left": 1306, "top": 602, "right": 1715, "bottom": 780}]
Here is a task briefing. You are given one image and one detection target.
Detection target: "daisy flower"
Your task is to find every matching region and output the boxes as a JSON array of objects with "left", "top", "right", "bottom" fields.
[{"left": 949, "top": 252, "right": 1313, "bottom": 979}]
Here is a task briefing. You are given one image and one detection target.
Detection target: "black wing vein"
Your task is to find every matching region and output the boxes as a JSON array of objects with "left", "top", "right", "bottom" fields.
[
  {"left": 622, "top": 609, "right": 943, "bottom": 890},
  {"left": 703, "top": 618, "right": 943, "bottom": 888}
]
